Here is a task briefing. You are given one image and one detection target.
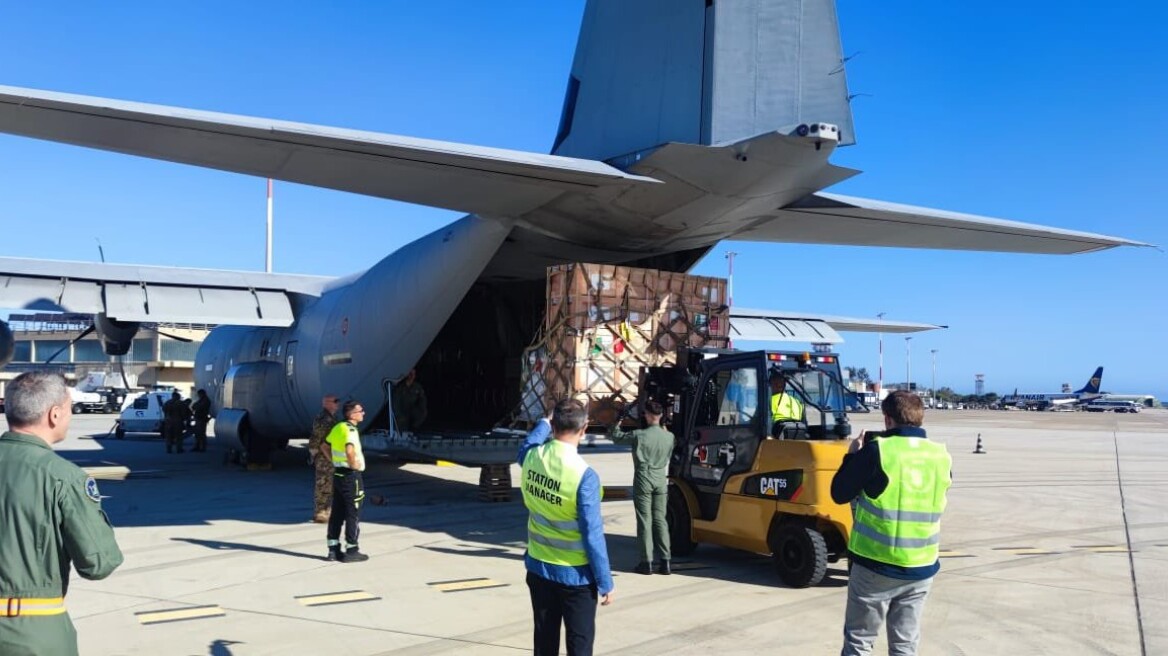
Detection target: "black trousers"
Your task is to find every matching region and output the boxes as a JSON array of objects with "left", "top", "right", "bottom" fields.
[
  {"left": 327, "top": 469, "right": 364, "bottom": 548},
  {"left": 526, "top": 571, "right": 598, "bottom": 656}
]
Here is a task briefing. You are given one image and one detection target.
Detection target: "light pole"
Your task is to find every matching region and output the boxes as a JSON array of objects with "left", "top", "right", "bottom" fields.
[
  {"left": 905, "top": 336, "right": 913, "bottom": 391},
  {"left": 725, "top": 251, "right": 737, "bottom": 348},
  {"left": 876, "top": 312, "right": 885, "bottom": 395},
  {"left": 931, "top": 349, "right": 938, "bottom": 406}
]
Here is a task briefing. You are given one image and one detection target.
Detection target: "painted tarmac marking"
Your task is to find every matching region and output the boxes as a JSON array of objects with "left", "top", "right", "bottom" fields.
[
  {"left": 296, "top": 590, "right": 381, "bottom": 607},
  {"left": 136, "top": 605, "right": 225, "bottom": 625},
  {"left": 670, "top": 561, "right": 712, "bottom": 571},
  {"left": 938, "top": 551, "right": 975, "bottom": 558},
  {"left": 993, "top": 547, "right": 1058, "bottom": 555},
  {"left": 428, "top": 577, "right": 510, "bottom": 592}
]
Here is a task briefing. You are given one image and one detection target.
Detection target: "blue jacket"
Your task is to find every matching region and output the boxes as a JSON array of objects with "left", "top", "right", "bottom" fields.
[{"left": 518, "top": 420, "right": 614, "bottom": 595}]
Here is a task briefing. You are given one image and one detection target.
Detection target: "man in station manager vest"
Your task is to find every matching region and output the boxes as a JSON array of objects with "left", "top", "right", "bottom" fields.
[
  {"left": 518, "top": 399, "right": 614, "bottom": 656},
  {"left": 831, "top": 390, "right": 952, "bottom": 656}
]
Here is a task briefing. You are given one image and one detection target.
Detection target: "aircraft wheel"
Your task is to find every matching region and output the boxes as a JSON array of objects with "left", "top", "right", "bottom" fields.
[
  {"left": 667, "top": 486, "right": 698, "bottom": 557},
  {"left": 771, "top": 524, "right": 828, "bottom": 588}
]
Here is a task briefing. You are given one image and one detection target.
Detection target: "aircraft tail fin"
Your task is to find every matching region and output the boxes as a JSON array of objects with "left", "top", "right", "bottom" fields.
[
  {"left": 551, "top": 0, "right": 856, "bottom": 162},
  {"left": 1075, "top": 367, "right": 1104, "bottom": 394}
]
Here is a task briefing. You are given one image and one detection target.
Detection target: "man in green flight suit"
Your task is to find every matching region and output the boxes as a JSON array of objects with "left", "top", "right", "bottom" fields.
[
  {"left": 609, "top": 400, "right": 675, "bottom": 575},
  {"left": 0, "top": 372, "right": 124, "bottom": 655}
]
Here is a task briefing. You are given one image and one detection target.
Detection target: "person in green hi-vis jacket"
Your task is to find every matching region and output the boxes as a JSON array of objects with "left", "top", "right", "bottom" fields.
[
  {"left": 0, "top": 372, "right": 124, "bottom": 656},
  {"left": 609, "top": 400, "right": 675, "bottom": 575}
]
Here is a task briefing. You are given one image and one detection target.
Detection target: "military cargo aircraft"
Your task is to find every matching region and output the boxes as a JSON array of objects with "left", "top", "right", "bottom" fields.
[{"left": 0, "top": 0, "right": 1145, "bottom": 461}]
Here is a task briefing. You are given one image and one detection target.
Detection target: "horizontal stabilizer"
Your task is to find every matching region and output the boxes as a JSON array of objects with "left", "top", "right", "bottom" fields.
[
  {"left": 732, "top": 308, "right": 944, "bottom": 341},
  {"left": 0, "top": 85, "right": 657, "bottom": 219},
  {"left": 0, "top": 257, "right": 332, "bottom": 326},
  {"left": 735, "top": 193, "right": 1151, "bottom": 254}
]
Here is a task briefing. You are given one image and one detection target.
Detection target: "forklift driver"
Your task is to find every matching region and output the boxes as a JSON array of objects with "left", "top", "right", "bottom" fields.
[{"left": 769, "top": 370, "right": 805, "bottom": 438}]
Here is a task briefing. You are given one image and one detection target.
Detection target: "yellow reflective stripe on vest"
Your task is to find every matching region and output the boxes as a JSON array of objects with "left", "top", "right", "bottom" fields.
[
  {"left": 522, "top": 440, "right": 588, "bottom": 567},
  {"left": 851, "top": 521, "right": 941, "bottom": 549},
  {"left": 855, "top": 497, "right": 944, "bottom": 524},
  {"left": 848, "top": 436, "right": 951, "bottom": 568},
  {"left": 2, "top": 597, "right": 66, "bottom": 617},
  {"left": 530, "top": 512, "right": 581, "bottom": 533}
]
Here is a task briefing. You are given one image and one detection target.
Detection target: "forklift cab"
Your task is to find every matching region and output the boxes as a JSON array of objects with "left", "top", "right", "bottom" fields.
[{"left": 647, "top": 348, "right": 865, "bottom": 497}]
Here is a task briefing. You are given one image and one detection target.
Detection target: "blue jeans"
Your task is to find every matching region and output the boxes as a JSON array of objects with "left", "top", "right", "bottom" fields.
[{"left": 841, "top": 562, "right": 933, "bottom": 656}]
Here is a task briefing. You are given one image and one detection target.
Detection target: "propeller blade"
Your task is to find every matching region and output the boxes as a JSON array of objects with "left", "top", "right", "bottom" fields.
[
  {"left": 119, "top": 357, "right": 131, "bottom": 390},
  {"left": 44, "top": 324, "right": 96, "bottom": 364}
]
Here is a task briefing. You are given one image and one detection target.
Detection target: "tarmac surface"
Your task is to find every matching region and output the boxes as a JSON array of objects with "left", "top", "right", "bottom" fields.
[{"left": 3, "top": 409, "right": 1166, "bottom": 655}]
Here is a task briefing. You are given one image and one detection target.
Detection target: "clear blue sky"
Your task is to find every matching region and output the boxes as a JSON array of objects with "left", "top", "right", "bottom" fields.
[{"left": 1, "top": 1, "right": 1164, "bottom": 398}]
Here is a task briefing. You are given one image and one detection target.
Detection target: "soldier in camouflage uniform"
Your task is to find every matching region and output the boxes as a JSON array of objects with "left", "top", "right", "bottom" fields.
[
  {"left": 0, "top": 372, "right": 123, "bottom": 655},
  {"left": 309, "top": 395, "right": 339, "bottom": 523},
  {"left": 392, "top": 368, "right": 428, "bottom": 433}
]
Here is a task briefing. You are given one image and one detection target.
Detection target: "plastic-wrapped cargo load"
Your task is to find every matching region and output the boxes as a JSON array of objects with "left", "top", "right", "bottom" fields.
[{"left": 515, "top": 263, "right": 728, "bottom": 427}]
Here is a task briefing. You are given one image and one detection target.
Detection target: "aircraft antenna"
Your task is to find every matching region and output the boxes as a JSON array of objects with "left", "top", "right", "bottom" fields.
[
  {"left": 96, "top": 238, "right": 106, "bottom": 263},
  {"left": 265, "top": 179, "right": 274, "bottom": 273}
]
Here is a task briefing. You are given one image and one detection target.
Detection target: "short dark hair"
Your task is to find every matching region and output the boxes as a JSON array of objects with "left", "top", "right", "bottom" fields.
[
  {"left": 551, "top": 399, "right": 588, "bottom": 433},
  {"left": 197, "top": 389, "right": 207, "bottom": 398},
  {"left": 643, "top": 399, "right": 664, "bottom": 416},
  {"left": 882, "top": 391, "right": 924, "bottom": 427},
  {"left": 342, "top": 400, "right": 362, "bottom": 419}
]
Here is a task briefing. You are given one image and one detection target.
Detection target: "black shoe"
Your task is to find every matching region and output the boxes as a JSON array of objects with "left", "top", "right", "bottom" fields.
[
  {"left": 339, "top": 549, "right": 369, "bottom": 563},
  {"left": 326, "top": 547, "right": 340, "bottom": 561},
  {"left": 634, "top": 562, "right": 653, "bottom": 575},
  {"left": 657, "top": 560, "right": 672, "bottom": 575}
]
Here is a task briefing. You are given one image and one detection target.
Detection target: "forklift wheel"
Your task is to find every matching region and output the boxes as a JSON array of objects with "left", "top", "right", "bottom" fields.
[
  {"left": 772, "top": 524, "right": 828, "bottom": 588},
  {"left": 667, "top": 487, "right": 698, "bottom": 557}
]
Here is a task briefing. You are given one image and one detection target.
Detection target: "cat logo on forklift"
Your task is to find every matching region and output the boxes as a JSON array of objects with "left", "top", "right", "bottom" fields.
[
  {"left": 760, "top": 476, "right": 788, "bottom": 495},
  {"left": 745, "top": 470, "right": 804, "bottom": 501}
]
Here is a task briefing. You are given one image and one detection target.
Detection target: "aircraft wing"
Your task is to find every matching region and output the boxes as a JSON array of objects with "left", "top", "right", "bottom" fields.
[
  {"left": 0, "top": 257, "right": 332, "bottom": 326},
  {"left": 735, "top": 193, "right": 1150, "bottom": 254},
  {"left": 0, "top": 85, "right": 658, "bottom": 219},
  {"left": 730, "top": 308, "right": 943, "bottom": 344}
]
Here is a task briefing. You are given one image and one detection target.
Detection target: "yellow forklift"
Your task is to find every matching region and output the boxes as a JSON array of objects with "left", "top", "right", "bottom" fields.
[{"left": 639, "top": 348, "right": 867, "bottom": 587}]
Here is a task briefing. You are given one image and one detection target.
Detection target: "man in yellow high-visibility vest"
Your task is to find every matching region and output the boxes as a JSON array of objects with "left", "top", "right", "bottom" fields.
[
  {"left": 518, "top": 399, "right": 614, "bottom": 656},
  {"left": 324, "top": 400, "right": 369, "bottom": 563},
  {"left": 831, "top": 390, "right": 952, "bottom": 656},
  {"left": 769, "top": 371, "right": 805, "bottom": 423}
]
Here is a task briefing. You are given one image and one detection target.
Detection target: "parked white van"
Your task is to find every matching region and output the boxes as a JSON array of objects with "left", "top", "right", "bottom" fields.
[{"left": 114, "top": 391, "right": 178, "bottom": 438}]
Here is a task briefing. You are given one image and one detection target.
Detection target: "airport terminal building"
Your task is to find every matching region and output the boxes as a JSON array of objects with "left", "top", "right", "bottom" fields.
[{"left": 0, "top": 313, "right": 209, "bottom": 398}]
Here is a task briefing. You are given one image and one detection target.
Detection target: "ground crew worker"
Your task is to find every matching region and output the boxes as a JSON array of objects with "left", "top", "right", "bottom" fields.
[
  {"left": 0, "top": 372, "right": 124, "bottom": 655},
  {"left": 831, "top": 390, "right": 952, "bottom": 656},
  {"left": 308, "top": 395, "right": 339, "bottom": 523},
  {"left": 769, "top": 370, "right": 805, "bottom": 422},
  {"left": 518, "top": 399, "right": 614, "bottom": 656},
  {"left": 392, "top": 368, "right": 428, "bottom": 433},
  {"left": 162, "top": 391, "right": 191, "bottom": 453},
  {"left": 190, "top": 389, "right": 211, "bottom": 452},
  {"left": 325, "top": 400, "right": 369, "bottom": 562},
  {"left": 609, "top": 400, "right": 673, "bottom": 575}
]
